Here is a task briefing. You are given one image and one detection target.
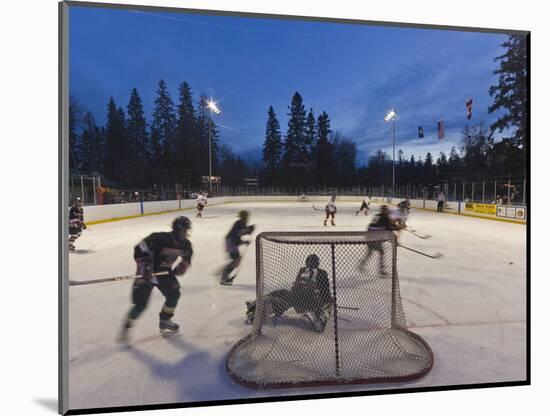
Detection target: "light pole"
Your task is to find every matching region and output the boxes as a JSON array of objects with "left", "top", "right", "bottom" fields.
[
  {"left": 206, "top": 99, "right": 220, "bottom": 193},
  {"left": 384, "top": 109, "right": 397, "bottom": 198}
]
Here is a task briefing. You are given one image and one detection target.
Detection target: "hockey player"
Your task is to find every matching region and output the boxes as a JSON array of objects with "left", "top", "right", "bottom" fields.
[
  {"left": 355, "top": 196, "right": 371, "bottom": 216},
  {"left": 324, "top": 195, "right": 337, "bottom": 226},
  {"left": 359, "top": 205, "right": 402, "bottom": 276},
  {"left": 119, "top": 216, "right": 193, "bottom": 342},
  {"left": 195, "top": 191, "right": 207, "bottom": 218},
  {"left": 68, "top": 198, "right": 86, "bottom": 251},
  {"left": 220, "top": 210, "right": 255, "bottom": 285},
  {"left": 245, "top": 254, "right": 333, "bottom": 332},
  {"left": 299, "top": 193, "right": 307, "bottom": 202},
  {"left": 396, "top": 199, "right": 411, "bottom": 223}
]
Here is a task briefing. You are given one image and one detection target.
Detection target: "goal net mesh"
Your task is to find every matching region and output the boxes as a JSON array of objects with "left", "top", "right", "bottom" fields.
[{"left": 226, "top": 231, "right": 434, "bottom": 388}]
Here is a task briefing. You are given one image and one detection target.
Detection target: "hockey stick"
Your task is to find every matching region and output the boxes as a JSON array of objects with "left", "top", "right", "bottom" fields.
[
  {"left": 69, "top": 271, "right": 171, "bottom": 286},
  {"left": 70, "top": 257, "right": 185, "bottom": 286},
  {"left": 403, "top": 228, "right": 431, "bottom": 240},
  {"left": 397, "top": 243, "right": 443, "bottom": 259},
  {"left": 336, "top": 305, "right": 360, "bottom": 311},
  {"left": 312, "top": 205, "right": 324, "bottom": 211}
]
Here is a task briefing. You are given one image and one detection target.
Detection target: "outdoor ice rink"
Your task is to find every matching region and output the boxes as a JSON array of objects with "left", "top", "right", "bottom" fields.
[{"left": 68, "top": 201, "right": 527, "bottom": 410}]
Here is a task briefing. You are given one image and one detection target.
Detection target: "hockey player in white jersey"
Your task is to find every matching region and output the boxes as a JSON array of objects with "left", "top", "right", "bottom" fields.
[
  {"left": 195, "top": 191, "right": 207, "bottom": 218},
  {"left": 324, "top": 195, "right": 337, "bottom": 226}
]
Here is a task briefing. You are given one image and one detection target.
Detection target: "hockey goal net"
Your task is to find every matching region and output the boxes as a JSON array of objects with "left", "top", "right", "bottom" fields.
[{"left": 226, "top": 231, "right": 433, "bottom": 388}]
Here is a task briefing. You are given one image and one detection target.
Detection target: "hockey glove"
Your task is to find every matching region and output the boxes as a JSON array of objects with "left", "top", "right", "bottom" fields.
[{"left": 136, "top": 259, "right": 153, "bottom": 279}]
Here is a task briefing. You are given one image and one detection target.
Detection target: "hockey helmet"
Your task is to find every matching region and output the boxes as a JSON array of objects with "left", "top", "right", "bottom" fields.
[
  {"left": 238, "top": 210, "right": 250, "bottom": 220},
  {"left": 172, "top": 216, "right": 191, "bottom": 232},
  {"left": 305, "top": 254, "right": 320, "bottom": 269}
]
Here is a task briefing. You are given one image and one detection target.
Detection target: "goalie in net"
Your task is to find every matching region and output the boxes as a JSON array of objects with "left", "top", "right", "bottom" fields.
[
  {"left": 226, "top": 231, "right": 434, "bottom": 389},
  {"left": 245, "top": 254, "right": 333, "bottom": 332}
]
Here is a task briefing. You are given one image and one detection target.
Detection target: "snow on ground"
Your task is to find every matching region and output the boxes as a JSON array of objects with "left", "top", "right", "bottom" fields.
[{"left": 68, "top": 201, "right": 527, "bottom": 410}]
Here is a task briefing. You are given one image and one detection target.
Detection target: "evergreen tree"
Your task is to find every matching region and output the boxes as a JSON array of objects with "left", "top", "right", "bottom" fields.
[
  {"left": 305, "top": 108, "right": 317, "bottom": 157},
  {"left": 175, "top": 82, "right": 196, "bottom": 186},
  {"left": 283, "top": 92, "right": 308, "bottom": 184},
  {"left": 488, "top": 34, "right": 528, "bottom": 175},
  {"left": 315, "top": 111, "right": 333, "bottom": 186},
  {"left": 80, "top": 111, "right": 102, "bottom": 173},
  {"left": 103, "top": 97, "right": 126, "bottom": 183},
  {"left": 488, "top": 35, "right": 528, "bottom": 149},
  {"left": 69, "top": 95, "right": 84, "bottom": 169},
  {"left": 262, "top": 106, "right": 283, "bottom": 185},
  {"left": 150, "top": 79, "right": 177, "bottom": 183},
  {"left": 126, "top": 88, "right": 149, "bottom": 185}
]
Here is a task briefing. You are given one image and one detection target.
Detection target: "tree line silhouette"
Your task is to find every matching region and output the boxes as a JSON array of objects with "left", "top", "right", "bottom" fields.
[{"left": 69, "top": 35, "right": 527, "bottom": 190}]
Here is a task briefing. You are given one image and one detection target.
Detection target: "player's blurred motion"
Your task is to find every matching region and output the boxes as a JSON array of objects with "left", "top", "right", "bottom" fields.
[
  {"left": 245, "top": 254, "right": 333, "bottom": 332},
  {"left": 118, "top": 216, "right": 193, "bottom": 342},
  {"left": 358, "top": 205, "right": 404, "bottom": 276},
  {"left": 298, "top": 193, "right": 308, "bottom": 202},
  {"left": 396, "top": 199, "right": 411, "bottom": 225},
  {"left": 220, "top": 210, "right": 255, "bottom": 286},
  {"left": 68, "top": 197, "right": 86, "bottom": 251},
  {"left": 355, "top": 195, "right": 371, "bottom": 216},
  {"left": 324, "top": 195, "right": 337, "bottom": 226}
]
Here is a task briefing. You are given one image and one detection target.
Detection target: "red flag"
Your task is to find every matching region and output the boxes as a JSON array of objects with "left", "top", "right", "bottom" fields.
[
  {"left": 466, "top": 98, "right": 473, "bottom": 120},
  {"left": 437, "top": 120, "right": 445, "bottom": 140}
]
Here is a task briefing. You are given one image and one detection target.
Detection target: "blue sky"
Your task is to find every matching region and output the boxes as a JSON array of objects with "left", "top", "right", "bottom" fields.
[{"left": 69, "top": 6, "right": 509, "bottom": 164}]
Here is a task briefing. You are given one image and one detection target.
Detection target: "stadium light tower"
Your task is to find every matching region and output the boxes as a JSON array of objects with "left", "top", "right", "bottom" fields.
[
  {"left": 206, "top": 99, "right": 221, "bottom": 193},
  {"left": 384, "top": 109, "right": 397, "bottom": 198}
]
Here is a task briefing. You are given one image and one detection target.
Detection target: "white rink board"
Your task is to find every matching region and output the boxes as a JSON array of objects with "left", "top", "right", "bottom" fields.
[{"left": 68, "top": 201, "right": 527, "bottom": 410}]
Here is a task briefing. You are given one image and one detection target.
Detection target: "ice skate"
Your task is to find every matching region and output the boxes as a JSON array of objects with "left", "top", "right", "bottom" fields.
[
  {"left": 159, "top": 319, "right": 180, "bottom": 335},
  {"left": 305, "top": 311, "right": 328, "bottom": 333},
  {"left": 117, "top": 319, "right": 133, "bottom": 344}
]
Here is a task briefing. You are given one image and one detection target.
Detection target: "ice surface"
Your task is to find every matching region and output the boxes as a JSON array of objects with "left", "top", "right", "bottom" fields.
[{"left": 68, "top": 202, "right": 527, "bottom": 410}]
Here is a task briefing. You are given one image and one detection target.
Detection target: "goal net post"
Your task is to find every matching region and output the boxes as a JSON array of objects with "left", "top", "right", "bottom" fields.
[{"left": 226, "top": 231, "right": 434, "bottom": 388}]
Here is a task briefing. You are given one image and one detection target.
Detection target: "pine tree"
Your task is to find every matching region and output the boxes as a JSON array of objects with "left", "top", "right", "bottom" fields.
[
  {"left": 305, "top": 108, "right": 317, "bottom": 157},
  {"left": 103, "top": 97, "right": 126, "bottom": 183},
  {"left": 80, "top": 111, "right": 100, "bottom": 172},
  {"left": 69, "top": 95, "right": 84, "bottom": 169},
  {"left": 150, "top": 79, "right": 177, "bottom": 183},
  {"left": 488, "top": 34, "right": 527, "bottom": 175},
  {"left": 315, "top": 111, "right": 333, "bottom": 186},
  {"left": 126, "top": 88, "right": 149, "bottom": 186},
  {"left": 175, "top": 82, "right": 196, "bottom": 186},
  {"left": 283, "top": 92, "right": 308, "bottom": 184},
  {"left": 488, "top": 35, "right": 527, "bottom": 148},
  {"left": 262, "top": 106, "right": 283, "bottom": 185}
]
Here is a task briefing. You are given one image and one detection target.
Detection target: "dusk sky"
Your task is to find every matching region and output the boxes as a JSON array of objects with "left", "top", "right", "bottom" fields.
[{"left": 70, "top": 5, "right": 509, "bottom": 164}]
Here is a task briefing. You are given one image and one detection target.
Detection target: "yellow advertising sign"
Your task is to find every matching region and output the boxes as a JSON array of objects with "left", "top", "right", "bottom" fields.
[{"left": 464, "top": 203, "right": 496, "bottom": 215}]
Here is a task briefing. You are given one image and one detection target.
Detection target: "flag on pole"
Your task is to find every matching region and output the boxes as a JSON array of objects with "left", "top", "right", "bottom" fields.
[
  {"left": 437, "top": 120, "right": 445, "bottom": 139},
  {"left": 466, "top": 98, "right": 473, "bottom": 120},
  {"left": 418, "top": 126, "right": 424, "bottom": 138}
]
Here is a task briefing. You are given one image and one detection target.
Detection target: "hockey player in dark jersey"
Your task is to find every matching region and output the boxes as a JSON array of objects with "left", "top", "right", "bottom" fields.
[
  {"left": 118, "top": 216, "right": 193, "bottom": 342},
  {"left": 359, "top": 205, "right": 403, "bottom": 276},
  {"left": 220, "top": 210, "right": 255, "bottom": 285},
  {"left": 355, "top": 196, "right": 371, "bottom": 216},
  {"left": 245, "top": 254, "right": 333, "bottom": 332},
  {"left": 68, "top": 198, "right": 86, "bottom": 251}
]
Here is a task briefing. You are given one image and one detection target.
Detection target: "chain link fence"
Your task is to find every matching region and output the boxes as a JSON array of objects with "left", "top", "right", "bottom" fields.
[{"left": 69, "top": 174, "right": 526, "bottom": 207}]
